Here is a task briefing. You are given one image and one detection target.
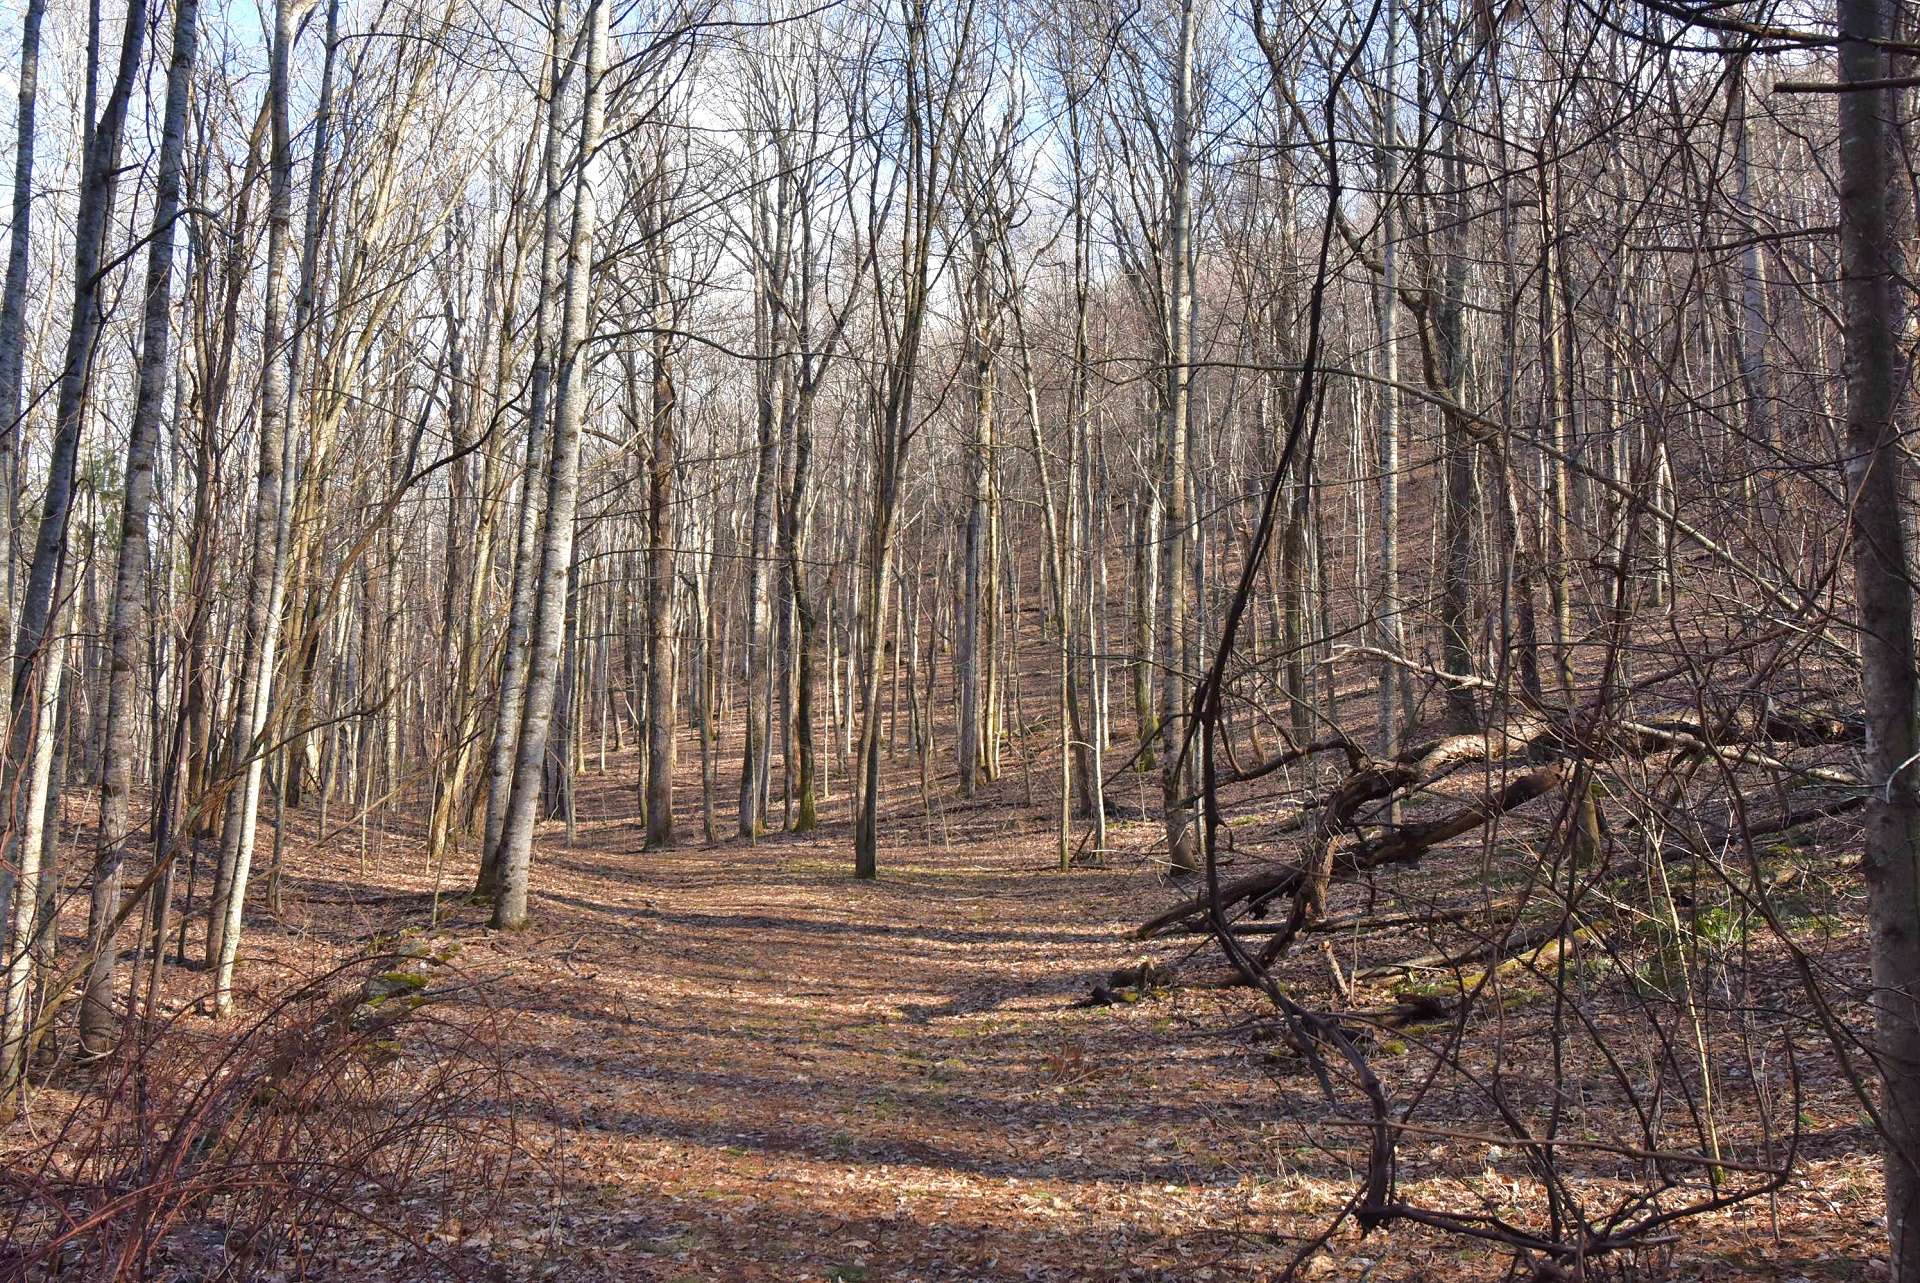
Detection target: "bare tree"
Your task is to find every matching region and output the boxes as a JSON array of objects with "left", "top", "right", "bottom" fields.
[
  {"left": 492, "top": 0, "right": 610, "bottom": 930},
  {"left": 207, "top": 0, "right": 294, "bottom": 1015},
  {"left": 1836, "top": 0, "right": 1920, "bottom": 1270},
  {"left": 83, "top": 0, "right": 201, "bottom": 1055},
  {"left": 478, "top": 11, "right": 573, "bottom": 894},
  {"left": 1, "top": 0, "right": 151, "bottom": 1068}
]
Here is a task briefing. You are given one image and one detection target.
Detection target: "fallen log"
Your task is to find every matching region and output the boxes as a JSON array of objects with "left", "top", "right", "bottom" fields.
[
  {"left": 1141, "top": 697, "right": 1865, "bottom": 946},
  {"left": 1352, "top": 914, "right": 1561, "bottom": 983},
  {"left": 1139, "top": 762, "right": 1570, "bottom": 940}
]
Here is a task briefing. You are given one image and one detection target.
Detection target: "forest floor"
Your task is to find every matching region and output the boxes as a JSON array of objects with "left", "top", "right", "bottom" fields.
[
  {"left": 6, "top": 732, "right": 1892, "bottom": 1281},
  {"left": 165, "top": 737, "right": 1883, "bottom": 1283}
]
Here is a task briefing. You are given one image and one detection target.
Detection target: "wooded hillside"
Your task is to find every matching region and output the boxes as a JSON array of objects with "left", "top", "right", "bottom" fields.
[{"left": 1, "top": 0, "right": 1917, "bottom": 1279}]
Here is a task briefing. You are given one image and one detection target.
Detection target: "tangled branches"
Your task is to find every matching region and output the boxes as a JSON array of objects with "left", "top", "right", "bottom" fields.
[
  {"left": 1149, "top": 685, "right": 1867, "bottom": 1272},
  {"left": 0, "top": 946, "right": 520, "bottom": 1281}
]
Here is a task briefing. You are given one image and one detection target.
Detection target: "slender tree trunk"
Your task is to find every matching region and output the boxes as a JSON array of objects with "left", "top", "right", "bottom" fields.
[
  {"left": 208, "top": 0, "right": 293, "bottom": 1014},
  {"left": 644, "top": 307, "right": 676, "bottom": 849},
  {"left": 0, "top": 609, "right": 62, "bottom": 1086},
  {"left": 1159, "top": 0, "right": 1197, "bottom": 874},
  {"left": 1065, "top": 95, "right": 1104, "bottom": 850},
  {"left": 1538, "top": 168, "right": 1575, "bottom": 698},
  {"left": 83, "top": 0, "right": 200, "bottom": 1056},
  {"left": 1836, "top": 3, "right": 1920, "bottom": 1273},
  {"left": 1, "top": 0, "right": 149, "bottom": 1049},
  {"left": 1728, "top": 52, "right": 1776, "bottom": 477},
  {"left": 0, "top": 0, "right": 45, "bottom": 752},
  {"left": 853, "top": 498, "right": 897, "bottom": 878},
  {"left": 784, "top": 391, "right": 821, "bottom": 831},
  {"left": 493, "top": 0, "right": 607, "bottom": 930},
  {"left": 853, "top": 3, "right": 938, "bottom": 878},
  {"left": 1133, "top": 483, "right": 1157, "bottom": 767},
  {"left": 697, "top": 537, "right": 716, "bottom": 844},
  {"left": 478, "top": 26, "right": 568, "bottom": 893},
  {"left": 958, "top": 263, "right": 993, "bottom": 797},
  {"left": 1434, "top": 111, "right": 1478, "bottom": 731},
  {"left": 740, "top": 173, "right": 788, "bottom": 841},
  {"left": 1374, "top": 0, "right": 1411, "bottom": 749},
  {"left": 0, "top": 0, "right": 45, "bottom": 1039}
]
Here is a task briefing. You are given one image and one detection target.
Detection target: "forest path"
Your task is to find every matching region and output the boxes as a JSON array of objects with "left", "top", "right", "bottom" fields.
[{"left": 432, "top": 756, "right": 1310, "bottom": 1282}]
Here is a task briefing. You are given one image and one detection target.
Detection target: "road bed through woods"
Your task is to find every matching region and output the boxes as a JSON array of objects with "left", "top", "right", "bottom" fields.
[
  {"left": 425, "top": 761, "right": 1308, "bottom": 1282},
  {"left": 251, "top": 754, "right": 1882, "bottom": 1281}
]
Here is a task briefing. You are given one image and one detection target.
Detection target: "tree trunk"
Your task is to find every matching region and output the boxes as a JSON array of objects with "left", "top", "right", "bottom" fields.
[
  {"left": 1434, "top": 110, "right": 1478, "bottom": 731},
  {"left": 478, "top": 23, "right": 569, "bottom": 893},
  {"left": 492, "top": 0, "right": 607, "bottom": 931},
  {"left": 1, "top": 0, "right": 150, "bottom": 1047},
  {"left": 208, "top": 0, "right": 294, "bottom": 1014},
  {"left": 83, "top": 0, "right": 200, "bottom": 1056},
  {"left": 0, "top": 0, "right": 45, "bottom": 751},
  {"left": 1159, "top": 0, "right": 1197, "bottom": 874},
  {"left": 1373, "top": 0, "right": 1411, "bottom": 750},
  {"left": 644, "top": 305, "right": 676, "bottom": 849},
  {"left": 0, "top": 611, "right": 62, "bottom": 1086},
  {"left": 1836, "top": 2, "right": 1920, "bottom": 1273}
]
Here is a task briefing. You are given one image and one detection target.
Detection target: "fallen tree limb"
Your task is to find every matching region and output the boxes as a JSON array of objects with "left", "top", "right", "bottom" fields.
[
  {"left": 1176, "top": 902, "right": 1502, "bottom": 937},
  {"left": 1143, "top": 696, "right": 1865, "bottom": 946},
  {"left": 1364, "top": 921, "right": 1601, "bottom": 992},
  {"left": 1139, "top": 762, "right": 1570, "bottom": 940}
]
